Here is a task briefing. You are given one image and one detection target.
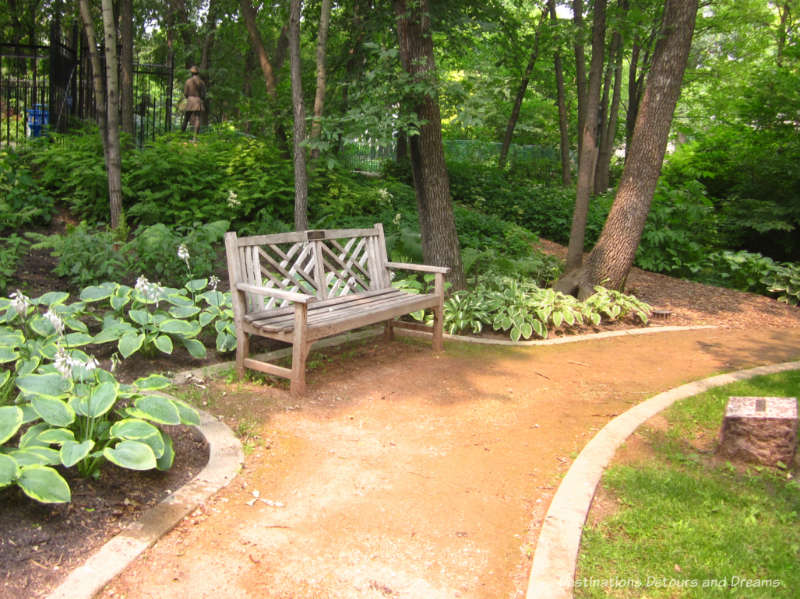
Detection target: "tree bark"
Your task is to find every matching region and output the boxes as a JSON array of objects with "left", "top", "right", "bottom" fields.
[
  {"left": 572, "top": 0, "right": 587, "bottom": 161},
  {"left": 395, "top": 0, "right": 465, "bottom": 289},
  {"left": 561, "top": 0, "right": 607, "bottom": 274},
  {"left": 594, "top": 26, "right": 622, "bottom": 193},
  {"left": 101, "top": 0, "right": 124, "bottom": 229},
  {"left": 548, "top": 0, "right": 571, "bottom": 186},
  {"left": 498, "top": 6, "right": 546, "bottom": 169},
  {"left": 309, "top": 0, "right": 331, "bottom": 161},
  {"left": 289, "top": 0, "right": 308, "bottom": 230},
  {"left": 563, "top": 0, "right": 698, "bottom": 299},
  {"left": 119, "top": 0, "right": 135, "bottom": 139}
]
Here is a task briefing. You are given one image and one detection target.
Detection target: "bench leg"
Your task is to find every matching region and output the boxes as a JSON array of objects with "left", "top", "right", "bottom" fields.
[
  {"left": 384, "top": 319, "right": 394, "bottom": 341},
  {"left": 290, "top": 304, "right": 309, "bottom": 396},
  {"left": 432, "top": 305, "right": 444, "bottom": 352},
  {"left": 236, "top": 331, "right": 250, "bottom": 378}
]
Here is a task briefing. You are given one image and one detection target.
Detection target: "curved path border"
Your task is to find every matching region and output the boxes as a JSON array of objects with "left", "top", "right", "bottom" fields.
[
  {"left": 526, "top": 359, "right": 800, "bottom": 599},
  {"left": 46, "top": 404, "right": 243, "bottom": 599}
]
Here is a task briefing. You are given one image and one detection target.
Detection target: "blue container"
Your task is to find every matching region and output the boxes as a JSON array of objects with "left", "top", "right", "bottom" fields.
[{"left": 26, "top": 105, "right": 49, "bottom": 138}]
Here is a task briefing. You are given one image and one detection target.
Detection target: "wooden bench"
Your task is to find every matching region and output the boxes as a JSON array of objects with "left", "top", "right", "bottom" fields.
[{"left": 224, "top": 223, "right": 448, "bottom": 395}]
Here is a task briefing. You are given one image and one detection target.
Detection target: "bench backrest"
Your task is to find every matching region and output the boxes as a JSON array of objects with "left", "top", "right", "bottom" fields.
[{"left": 225, "top": 223, "right": 393, "bottom": 312}]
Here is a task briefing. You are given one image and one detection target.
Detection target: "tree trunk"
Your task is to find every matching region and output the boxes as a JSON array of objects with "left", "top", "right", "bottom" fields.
[
  {"left": 594, "top": 26, "right": 622, "bottom": 194},
  {"left": 289, "top": 0, "right": 308, "bottom": 230},
  {"left": 119, "top": 0, "right": 134, "bottom": 139},
  {"left": 498, "top": 6, "right": 546, "bottom": 169},
  {"left": 394, "top": 0, "right": 465, "bottom": 290},
  {"left": 563, "top": 0, "right": 698, "bottom": 299},
  {"left": 547, "top": 0, "right": 571, "bottom": 186},
  {"left": 101, "top": 0, "right": 124, "bottom": 229},
  {"left": 572, "top": 0, "right": 587, "bottom": 161},
  {"left": 561, "top": 0, "right": 607, "bottom": 275},
  {"left": 309, "top": 0, "right": 331, "bottom": 161}
]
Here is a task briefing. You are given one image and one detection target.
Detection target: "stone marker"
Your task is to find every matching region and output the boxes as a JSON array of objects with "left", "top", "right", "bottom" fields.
[{"left": 718, "top": 396, "right": 798, "bottom": 467}]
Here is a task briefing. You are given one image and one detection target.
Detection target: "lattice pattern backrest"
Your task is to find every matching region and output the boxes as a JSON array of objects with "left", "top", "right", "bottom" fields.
[{"left": 233, "top": 225, "right": 391, "bottom": 312}]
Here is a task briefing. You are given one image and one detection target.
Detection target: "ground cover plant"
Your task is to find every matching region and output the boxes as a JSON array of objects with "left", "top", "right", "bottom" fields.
[{"left": 575, "top": 371, "right": 800, "bottom": 598}]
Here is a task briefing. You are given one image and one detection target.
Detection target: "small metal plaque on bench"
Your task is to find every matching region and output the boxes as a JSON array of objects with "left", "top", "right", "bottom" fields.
[{"left": 306, "top": 230, "right": 326, "bottom": 241}]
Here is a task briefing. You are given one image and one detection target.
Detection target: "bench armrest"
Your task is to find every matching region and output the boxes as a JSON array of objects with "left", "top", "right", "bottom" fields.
[
  {"left": 236, "top": 283, "right": 314, "bottom": 304},
  {"left": 385, "top": 261, "right": 450, "bottom": 275}
]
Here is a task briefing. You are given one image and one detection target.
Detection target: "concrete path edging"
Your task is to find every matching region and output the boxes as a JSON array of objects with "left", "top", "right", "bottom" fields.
[
  {"left": 526, "top": 360, "right": 800, "bottom": 599},
  {"left": 46, "top": 403, "right": 243, "bottom": 599}
]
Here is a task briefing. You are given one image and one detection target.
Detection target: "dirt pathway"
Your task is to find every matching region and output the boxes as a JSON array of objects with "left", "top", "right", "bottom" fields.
[{"left": 98, "top": 327, "right": 800, "bottom": 599}]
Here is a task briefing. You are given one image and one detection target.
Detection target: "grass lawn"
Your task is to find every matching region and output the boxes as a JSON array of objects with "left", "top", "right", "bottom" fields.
[{"left": 575, "top": 371, "right": 800, "bottom": 598}]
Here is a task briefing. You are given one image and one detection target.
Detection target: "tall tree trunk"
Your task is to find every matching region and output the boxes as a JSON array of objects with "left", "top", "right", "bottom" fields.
[
  {"left": 561, "top": 0, "right": 607, "bottom": 275},
  {"left": 777, "top": 2, "right": 791, "bottom": 66},
  {"left": 309, "top": 0, "right": 331, "bottom": 161},
  {"left": 394, "top": 0, "right": 465, "bottom": 289},
  {"left": 101, "top": 0, "right": 123, "bottom": 229},
  {"left": 572, "top": 0, "right": 587, "bottom": 161},
  {"left": 119, "top": 0, "right": 135, "bottom": 139},
  {"left": 563, "top": 0, "right": 698, "bottom": 299},
  {"left": 625, "top": 19, "right": 658, "bottom": 152},
  {"left": 498, "top": 6, "right": 546, "bottom": 168},
  {"left": 289, "top": 0, "right": 308, "bottom": 230},
  {"left": 240, "top": 0, "right": 289, "bottom": 150},
  {"left": 548, "top": 0, "right": 571, "bottom": 186},
  {"left": 594, "top": 26, "right": 622, "bottom": 193}
]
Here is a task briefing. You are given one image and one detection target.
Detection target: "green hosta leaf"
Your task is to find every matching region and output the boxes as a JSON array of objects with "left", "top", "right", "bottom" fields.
[
  {"left": 200, "top": 290, "right": 225, "bottom": 307},
  {"left": 110, "top": 418, "right": 161, "bottom": 441},
  {"left": 520, "top": 322, "right": 533, "bottom": 339},
  {"left": 16, "top": 373, "right": 72, "bottom": 399},
  {"left": 134, "top": 374, "right": 172, "bottom": 391},
  {"left": 31, "top": 397, "right": 75, "bottom": 427},
  {"left": 532, "top": 320, "right": 548, "bottom": 339},
  {"left": 0, "top": 454, "right": 19, "bottom": 487},
  {"left": 64, "top": 317, "right": 89, "bottom": 334},
  {"left": 0, "top": 369, "right": 10, "bottom": 388},
  {"left": 16, "top": 357, "right": 40, "bottom": 376},
  {"left": 164, "top": 293, "right": 194, "bottom": 307},
  {"left": 12, "top": 446, "right": 60, "bottom": 466},
  {"left": 510, "top": 326, "right": 522, "bottom": 343},
  {"left": 169, "top": 305, "right": 200, "bottom": 319},
  {"left": 86, "top": 381, "right": 119, "bottom": 418},
  {"left": 19, "top": 423, "right": 50, "bottom": 447},
  {"left": 158, "top": 319, "right": 200, "bottom": 337},
  {"left": 552, "top": 311, "right": 564, "bottom": 328},
  {"left": 60, "top": 440, "right": 94, "bottom": 467},
  {"left": 0, "top": 329, "right": 24, "bottom": 347},
  {"left": 153, "top": 334, "right": 173, "bottom": 354},
  {"left": 128, "top": 308, "right": 151, "bottom": 326},
  {"left": 38, "top": 428, "right": 75, "bottom": 444},
  {"left": 37, "top": 341, "right": 59, "bottom": 361},
  {"left": 590, "top": 312, "right": 602, "bottom": 326},
  {"left": 63, "top": 332, "right": 94, "bottom": 348},
  {"left": 171, "top": 398, "right": 200, "bottom": 426},
  {"left": 0, "top": 347, "right": 19, "bottom": 363},
  {"left": 216, "top": 331, "right": 237, "bottom": 353},
  {"left": 563, "top": 311, "right": 576, "bottom": 326},
  {"left": 0, "top": 405, "right": 23, "bottom": 444},
  {"left": 29, "top": 315, "right": 56, "bottom": 338},
  {"left": 80, "top": 283, "right": 116, "bottom": 302},
  {"left": 35, "top": 291, "right": 69, "bottom": 307},
  {"left": 17, "top": 465, "right": 71, "bottom": 503},
  {"left": 182, "top": 337, "right": 207, "bottom": 359},
  {"left": 185, "top": 278, "right": 208, "bottom": 292},
  {"left": 199, "top": 311, "right": 215, "bottom": 327},
  {"left": 20, "top": 404, "right": 40, "bottom": 424},
  {"left": 103, "top": 440, "right": 157, "bottom": 471},
  {"left": 132, "top": 395, "right": 180, "bottom": 425},
  {"left": 156, "top": 433, "right": 175, "bottom": 471},
  {"left": 119, "top": 332, "right": 145, "bottom": 359}
]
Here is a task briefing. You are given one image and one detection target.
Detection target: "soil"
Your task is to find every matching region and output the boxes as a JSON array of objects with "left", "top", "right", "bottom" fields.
[{"left": 3, "top": 236, "right": 800, "bottom": 599}]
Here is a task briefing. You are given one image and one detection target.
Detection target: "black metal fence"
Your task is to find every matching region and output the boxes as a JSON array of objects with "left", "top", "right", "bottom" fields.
[{"left": 0, "top": 23, "right": 173, "bottom": 149}]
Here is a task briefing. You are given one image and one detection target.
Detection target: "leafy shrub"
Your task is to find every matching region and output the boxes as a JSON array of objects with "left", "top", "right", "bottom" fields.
[
  {"left": 0, "top": 152, "right": 54, "bottom": 232},
  {"left": 124, "top": 220, "right": 229, "bottom": 286},
  {"left": 0, "top": 235, "right": 28, "bottom": 294},
  {"left": 28, "top": 223, "right": 126, "bottom": 287},
  {"left": 700, "top": 250, "right": 777, "bottom": 293},
  {"left": 634, "top": 181, "right": 719, "bottom": 276},
  {"left": 762, "top": 262, "right": 800, "bottom": 305}
]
